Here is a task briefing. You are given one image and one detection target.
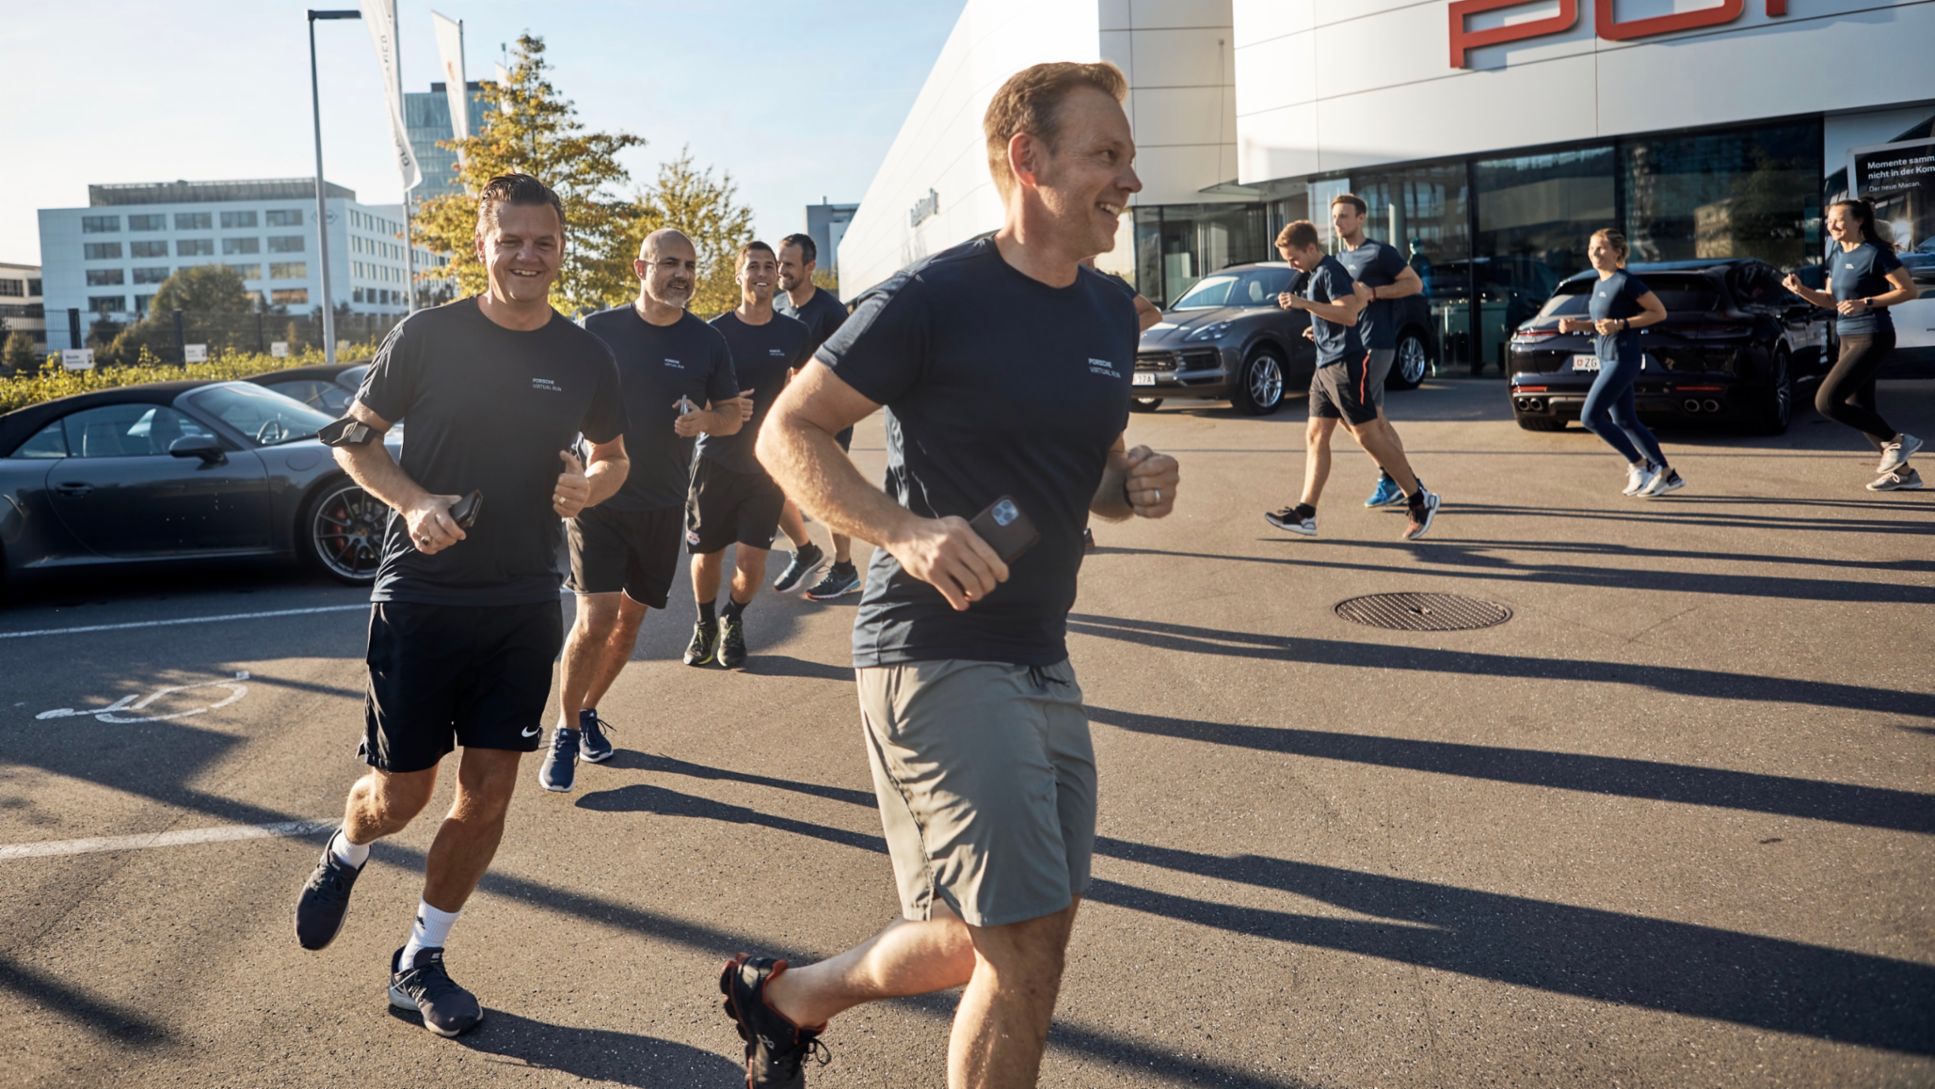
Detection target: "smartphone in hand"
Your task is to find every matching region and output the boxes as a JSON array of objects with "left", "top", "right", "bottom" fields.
[{"left": 968, "top": 496, "right": 1040, "bottom": 564}]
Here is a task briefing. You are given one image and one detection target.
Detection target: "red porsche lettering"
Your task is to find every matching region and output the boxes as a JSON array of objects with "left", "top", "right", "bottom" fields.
[{"left": 1451, "top": 0, "right": 1788, "bottom": 67}]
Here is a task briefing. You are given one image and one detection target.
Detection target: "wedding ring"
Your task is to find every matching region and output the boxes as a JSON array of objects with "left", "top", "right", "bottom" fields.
[{"left": 1154, "top": 488, "right": 1161, "bottom": 503}]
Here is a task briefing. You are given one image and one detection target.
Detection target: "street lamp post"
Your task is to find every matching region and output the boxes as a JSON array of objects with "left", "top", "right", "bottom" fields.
[{"left": 308, "top": 9, "right": 360, "bottom": 367}]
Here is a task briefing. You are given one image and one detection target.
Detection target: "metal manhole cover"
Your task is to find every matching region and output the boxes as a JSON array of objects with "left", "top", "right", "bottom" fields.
[{"left": 1334, "top": 592, "right": 1512, "bottom": 632}]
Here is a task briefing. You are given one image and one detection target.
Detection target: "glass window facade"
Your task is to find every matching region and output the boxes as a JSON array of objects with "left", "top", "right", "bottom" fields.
[
  {"left": 174, "top": 212, "right": 212, "bottom": 230},
  {"left": 131, "top": 240, "right": 168, "bottom": 258},
  {"left": 220, "top": 210, "right": 259, "bottom": 229},
  {"left": 266, "top": 209, "right": 303, "bottom": 227},
  {"left": 86, "top": 268, "right": 125, "bottom": 286},
  {"left": 84, "top": 242, "right": 123, "bottom": 260},
  {"left": 82, "top": 215, "right": 120, "bottom": 233},
  {"left": 271, "top": 287, "right": 309, "bottom": 306},
  {"left": 177, "top": 239, "right": 214, "bottom": 257},
  {"left": 268, "top": 235, "right": 305, "bottom": 254},
  {"left": 1131, "top": 203, "right": 1270, "bottom": 306},
  {"left": 1622, "top": 120, "right": 1820, "bottom": 268},
  {"left": 128, "top": 214, "right": 164, "bottom": 231},
  {"left": 222, "top": 237, "right": 260, "bottom": 255},
  {"left": 269, "top": 262, "right": 307, "bottom": 280},
  {"left": 87, "top": 295, "right": 124, "bottom": 313},
  {"left": 1472, "top": 147, "right": 1615, "bottom": 372},
  {"left": 132, "top": 267, "right": 169, "bottom": 284},
  {"left": 1347, "top": 162, "right": 1473, "bottom": 368}
]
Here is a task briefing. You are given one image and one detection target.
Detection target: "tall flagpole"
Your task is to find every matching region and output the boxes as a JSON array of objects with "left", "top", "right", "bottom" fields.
[{"left": 395, "top": 2, "right": 419, "bottom": 313}]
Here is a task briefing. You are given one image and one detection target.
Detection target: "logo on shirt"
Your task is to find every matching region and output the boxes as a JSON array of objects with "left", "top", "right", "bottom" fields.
[
  {"left": 1843, "top": 263, "right": 1856, "bottom": 271},
  {"left": 768, "top": 348, "right": 786, "bottom": 357},
  {"left": 662, "top": 357, "right": 685, "bottom": 369},
  {"left": 532, "top": 377, "right": 562, "bottom": 394},
  {"left": 1088, "top": 357, "right": 1122, "bottom": 378}
]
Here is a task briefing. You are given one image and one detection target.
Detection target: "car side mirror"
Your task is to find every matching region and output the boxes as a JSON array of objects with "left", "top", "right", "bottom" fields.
[{"left": 169, "top": 435, "right": 226, "bottom": 465}]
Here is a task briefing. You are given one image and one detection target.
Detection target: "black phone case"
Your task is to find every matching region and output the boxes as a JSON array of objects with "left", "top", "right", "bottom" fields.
[
  {"left": 450, "top": 490, "right": 482, "bottom": 529},
  {"left": 968, "top": 496, "right": 1040, "bottom": 564}
]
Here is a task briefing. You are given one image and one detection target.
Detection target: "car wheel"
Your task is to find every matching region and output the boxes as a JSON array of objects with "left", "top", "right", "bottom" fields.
[
  {"left": 1516, "top": 414, "right": 1567, "bottom": 431},
  {"left": 1231, "top": 347, "right": 1286, "bottom": 416},
  {"left": 302, "top": 479, "right": 385, "bottom": 584},
  {"left": 1387, "top": 330, "right": 1430, "bottom": 390},
  {"left": 1130, "top": 397, "right": 1164, "bottom": 413},
  {"left": 1753, "top": 348, "right": 1792, "bottom": 435}
]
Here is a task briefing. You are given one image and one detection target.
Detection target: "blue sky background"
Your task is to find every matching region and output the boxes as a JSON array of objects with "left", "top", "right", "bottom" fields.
[{"left": 0, "top": 1, "right": 959, "bottom": 267}]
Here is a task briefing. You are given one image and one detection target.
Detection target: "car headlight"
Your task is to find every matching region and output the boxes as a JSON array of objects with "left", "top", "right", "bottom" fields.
[{"left": 1185, "top": 321, "right": 1233, "bottom": 343}]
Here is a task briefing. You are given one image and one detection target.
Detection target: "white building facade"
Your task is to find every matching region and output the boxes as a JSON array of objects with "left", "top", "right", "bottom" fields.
[
  {"left": 0, "top": 262, "right": 45, "bottom": 352},
  {"left": 844, "top": 0, "right": 1935, "bottom": 369},
  {"left": 38, "top": 179, "right": 438, "bottom": 352}
]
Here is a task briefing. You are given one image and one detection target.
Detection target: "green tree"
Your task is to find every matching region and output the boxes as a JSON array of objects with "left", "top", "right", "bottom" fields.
[
  {"left": 3, "top": 328, "right": 40, "bottom": 373},
  {"left": 107, "top": 265, "right": 254, "bottom": 361},
  {"left": 634, "top": 148, "right": 757, "bottom": 317},
  {"left": 415, "top": 33, "right": 647, "bottom": 314}
]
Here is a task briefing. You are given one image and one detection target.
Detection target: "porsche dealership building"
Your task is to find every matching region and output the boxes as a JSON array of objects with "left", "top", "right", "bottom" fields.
[{"left": 839, "top": 0, "right": 1935, "bottom": 371}]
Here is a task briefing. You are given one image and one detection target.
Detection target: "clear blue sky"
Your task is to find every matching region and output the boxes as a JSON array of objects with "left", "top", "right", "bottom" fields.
[{"left": 0, "top": 0, "right": 959, "bottom": 267}]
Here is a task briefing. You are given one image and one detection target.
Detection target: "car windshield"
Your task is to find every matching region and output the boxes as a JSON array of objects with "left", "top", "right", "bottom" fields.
[
  {"left": 1171, "top": 267, "right": 1295, "bottom": 310},
  {"left": 1534, "top": 276, "right": 1721, "bottom": 319},
  {"left": 187, "top": 383, "right": 334, "bottom": 446}
]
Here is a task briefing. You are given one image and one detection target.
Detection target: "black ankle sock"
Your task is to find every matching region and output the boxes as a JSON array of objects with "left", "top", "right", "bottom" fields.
[
  {"left": 697, "top": 601, "right": 716, "bottom": 624},
  {"left": 1293, "top": 503, "right": 1316, "bottom": 519},
  {"left": 722, "top": 597, "right": 749, "bottom": 621}
]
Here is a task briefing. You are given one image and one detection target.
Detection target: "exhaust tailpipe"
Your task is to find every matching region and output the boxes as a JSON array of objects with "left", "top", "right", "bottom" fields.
[
  {"left": 1702, "top": 399, "right": 1721, "bottom": 413},
  {"left": 1683, "top": 399, "right": 1701, "bottom": 413}
]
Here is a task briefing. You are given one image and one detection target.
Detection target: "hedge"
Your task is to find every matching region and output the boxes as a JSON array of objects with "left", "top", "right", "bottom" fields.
[{"left": 0, "top": 343, "right": 378, "bottom": 415}]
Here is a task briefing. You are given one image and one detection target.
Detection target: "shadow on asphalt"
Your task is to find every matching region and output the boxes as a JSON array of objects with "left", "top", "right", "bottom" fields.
[
  {"left": 0, "top": 953, "right": 170, "bottom": 1048},
  {"left": 428, "top": 1008, "right": 741, "bottom": 1086}
]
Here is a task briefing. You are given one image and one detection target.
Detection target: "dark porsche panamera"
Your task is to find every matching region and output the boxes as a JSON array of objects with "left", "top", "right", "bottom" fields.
[
  {"left": 0, "top": 380, "right": 397, "bottom": 598},
  {"left": 1506, "top": 258, "right": 1834, "bottom": 434}
]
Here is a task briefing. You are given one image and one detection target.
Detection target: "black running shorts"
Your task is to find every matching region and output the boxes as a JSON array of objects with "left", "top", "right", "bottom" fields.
[
  {"left": 685, "top": 458, "right": 785, "bottom": 554},
  {"left": 566, "top": 504, "right": 683, "bottom": 609},
  {"left": 1309, "top": 354, "right": 1380, "bottom": 426},
  {"left": 360, "top": 600, "right": 564, "bottom": 773}
]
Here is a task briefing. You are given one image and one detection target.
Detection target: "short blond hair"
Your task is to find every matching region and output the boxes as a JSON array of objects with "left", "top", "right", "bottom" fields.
[
  {"left": 1276, "top": 220, "right": 1320, "bottom": 251},
  {"left": 983, "top": 61, "right": 1128, "bottom": 199}
]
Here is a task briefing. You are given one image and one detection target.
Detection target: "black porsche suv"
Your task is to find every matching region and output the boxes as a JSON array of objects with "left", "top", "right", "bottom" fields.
[{"left": 1506, "top": 259, "right": 1833, "bottom": 434}]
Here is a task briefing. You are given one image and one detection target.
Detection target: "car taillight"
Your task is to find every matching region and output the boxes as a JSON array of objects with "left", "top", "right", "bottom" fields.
[{"left": 1513, "top": 384, "right": 1549, "bottom": 392}]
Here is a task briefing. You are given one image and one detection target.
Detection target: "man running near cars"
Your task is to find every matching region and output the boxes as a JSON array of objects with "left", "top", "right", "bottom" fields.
[
  {"left": 538, "top": 228, "right": 749, "bottom": 792},
  {"left": 293, "top": 173, "right": 629, "bottom": 1036},
  {"left": 1266, "top": 219, "right": 1441, "bottom": 541},
  {"left": 770, "top": 232, "right": 860, "bottom": 601},
  {"left": 684, "top": 241, "right": 812, "bottom": 670},
  {"left": 726, "top": 61, "right": 1180, "bottom": 1089},
  {"left": 1327, "top": 193, "right": 1429, "bottom": 510}
]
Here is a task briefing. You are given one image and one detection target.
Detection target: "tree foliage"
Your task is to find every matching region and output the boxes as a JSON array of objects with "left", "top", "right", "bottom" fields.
[
  {"left": 104, "top": 265, "right": 256, "bottom": 362},
  {"left": 634, "top": 149, "right": 756, "bottom": 317},
  {"left": 414, "top": 34, "right": 646, "bottom": 314},
  {"left": 3, "top": 329, "right": 41, "bottom": 374}
]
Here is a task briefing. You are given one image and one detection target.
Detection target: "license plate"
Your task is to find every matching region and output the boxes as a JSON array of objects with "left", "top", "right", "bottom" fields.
[
  {"left": 1572, "top": 354, "right": 1600, "bottom": 373},
  {"left": 1133, "top": 372, "right": 1157, "bottom": 386}
]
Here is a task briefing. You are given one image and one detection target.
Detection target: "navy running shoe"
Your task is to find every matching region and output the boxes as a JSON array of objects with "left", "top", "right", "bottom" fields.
[
  {"left": 390, "top": 946, "right": 483, "bottom": 1037},
  {"left": 771, "top": 543, "right": 824, "bottom": 594},
  {"left": 578, "top": 709, "right": 615, "bottom": 763},
  {"left": 294, "top": 834, "right": 363, "bottom": 951},
  {"left": 804, "top": 562, "right": 861, "bottom": 601},
  {"left": 538, "top": 726, "right": 579, "bottom": 792}
]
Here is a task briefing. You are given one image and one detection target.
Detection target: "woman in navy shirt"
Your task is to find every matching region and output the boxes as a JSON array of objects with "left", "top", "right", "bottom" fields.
[
  {"left": 1558, "top": 228, "right": 1682, "bottom": 497},
  {"left": 1784, "top": 199, "right": 1922, "bottom": 490}
]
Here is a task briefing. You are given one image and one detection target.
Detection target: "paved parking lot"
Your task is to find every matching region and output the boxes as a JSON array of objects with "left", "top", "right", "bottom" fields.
[{"left": 2, "top": 377, "right": 1930, "bottom": 1088}]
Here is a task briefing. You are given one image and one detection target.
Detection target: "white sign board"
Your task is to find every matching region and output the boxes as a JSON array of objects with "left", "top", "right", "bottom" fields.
[
  {"left": 184, "top": 344, "right": 208, "bottom": 363},
  {"left": 270, "top": 341, "right": 290, "bottom": 359},
  {"left": 61, "top": 349, "right": 94, "bottom": 371}
]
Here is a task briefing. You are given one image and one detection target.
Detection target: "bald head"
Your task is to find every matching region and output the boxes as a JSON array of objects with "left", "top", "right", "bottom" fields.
[{"left": 635, "top": 228, "right": 698, "bottom": 311}]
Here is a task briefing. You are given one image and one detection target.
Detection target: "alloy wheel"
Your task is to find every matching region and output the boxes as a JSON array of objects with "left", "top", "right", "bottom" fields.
[{"left": 311, "top": 483, "right": 384, "bottom": 582}]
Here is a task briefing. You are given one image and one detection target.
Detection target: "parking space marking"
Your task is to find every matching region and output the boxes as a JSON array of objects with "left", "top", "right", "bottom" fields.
[
  {"left": 0, "top": 819, "right": 332, "bottom": 862},
  {"left": 35, "top": 671, "right": 252, "bottom": 725},
  {"left": 0, "top": 603, "right": 367, "bottom": 641}
]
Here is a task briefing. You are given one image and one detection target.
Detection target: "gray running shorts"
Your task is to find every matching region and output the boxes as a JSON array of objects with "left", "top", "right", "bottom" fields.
[
  {"left": 857, "top": 658, "right": 1095, "bottom": 929},
  {"left": 1364, "top": 348, "right": 1394, "bottom": 408}
]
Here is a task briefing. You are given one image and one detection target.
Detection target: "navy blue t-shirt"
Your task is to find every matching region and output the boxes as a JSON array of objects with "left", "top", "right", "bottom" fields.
[
  {"left": 1304, "top": 256, "right": 1364, "bottom": 366},
  {"left": 582, "top": 305, "right": 738, "bottom": 511},
  {"left": 1334, "top": 239, "right": 1408, "bottom": 351},
  {"left": 1588, "top": 270, "right": 1651, "bottom": 362},
  {"left": 357, "top": 298, "right": 627, "bottom": 606},
  {"left": 776, "top": 287, "right": 847, "bottom": 357},
  {"left": 698, "top": 310, "right": 810, "bottom": 474},
  {"left": 819, "top": 237, "right": 1137, "bottom": 668},
  {"left": 1829, "top": 242, "right": 1904, "bottom": 335}
]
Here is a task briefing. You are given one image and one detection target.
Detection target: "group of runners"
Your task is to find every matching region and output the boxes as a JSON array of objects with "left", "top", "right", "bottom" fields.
[{"left": 281, "top": 53, "right": 1922, "bottom": 1089}]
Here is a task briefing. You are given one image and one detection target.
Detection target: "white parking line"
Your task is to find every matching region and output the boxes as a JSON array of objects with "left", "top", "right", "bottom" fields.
[
  {"left": 0, "top": 819, "right": 332, "bottom": 861},
  {"left": 0, "top": 604, "right": 367, "bottom": 640}
]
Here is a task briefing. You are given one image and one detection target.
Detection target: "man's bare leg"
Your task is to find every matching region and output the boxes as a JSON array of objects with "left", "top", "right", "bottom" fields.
[
  {"left": 421, "top": 747, "right": 523, "bottom": 912},
  {"left": 580, "top": 595, "right": 649, "bottom": 709},
  {"left": 1300, "top": 416, "right": 1339, "bottom": 507},
  {"left": 1343, "top": 419, "right": 1420, "bottom": 496},
  {"left": 777, "top": 500, "right": 812, "bottom": 551},
  {"left": 556, "top": 592, "right": 621, "bottom": 724},
  {"left": 729, "top": 545, "right": 770, "bottom": 607},
  {"left": 692, "top": 550, "right": 726, "bottom": 611},
  {"left": 764, "top": 906, "right": 978, "bottom": 1026},
  {"left": 342, "top": 764, "right": 440, "bottom": 847}
]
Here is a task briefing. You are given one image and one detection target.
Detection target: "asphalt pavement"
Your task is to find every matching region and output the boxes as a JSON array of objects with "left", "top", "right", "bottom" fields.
[{"left": 2, "top": 376, "right": 1931, "bottom": 1088}]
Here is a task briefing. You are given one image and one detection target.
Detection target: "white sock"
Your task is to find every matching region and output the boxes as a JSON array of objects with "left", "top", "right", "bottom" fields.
[
  {"left": 400, "top": 900, "right": 460, "bottom": 966},
  {"left": 329, "top": 828, "right": 369, "bottom": 869}
]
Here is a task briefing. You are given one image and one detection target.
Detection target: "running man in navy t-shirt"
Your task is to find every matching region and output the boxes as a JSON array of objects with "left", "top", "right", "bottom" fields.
[
  {"left": 719, "top": 62, "right": 1179, "bottom": 1088},
  {"left": 1329, "top": 193, "right": 1429, "bottom": 510},
  {"left": 1267, "top": 219, "right": 1441, "bottom": 541},
  {"left": 292, "top": 175, "right": 631, "bottom": 1037},
  {"left": 770, "top": 231, "right": 859, "bottom": 601},
  {"left": 537, "top": 228, "right": 749, "bottom": 793}
]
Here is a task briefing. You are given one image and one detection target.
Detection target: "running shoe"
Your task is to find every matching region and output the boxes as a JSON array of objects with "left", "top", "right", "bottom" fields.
[
  {"left": 1082, "top": 527, "right": 1096, "bottom": 551},
  {"left": 804, "top": 562, "right": 861, "bottom": 601},
  {"left": 1403, "top": 490, "right": 1441, "bottom": 541},
  {"left": 389, "top": 946, "right": 484, "bottom": 1038},
  {"left": 684, "top": 621, "right": 718, "bottom": 667},
  {"left": 1877, "top": 433, "right": 1923, "bottom": 474},
  {"left": 1364, "top": 475, "right": 1406, "bottom": 508},
  {"left": 1638, "top": 469, "right": 1684, "bottom": 498},
  {"left": 1264, "top": 506, "right": 1317, "bottom": 536},
  {"left": 771, "top": 543, "right": 824, "bottom": 594},
  {"left": 1868, "top": 466, "right": 1925, "bottom": 491},
  {"left": 578, "top": 709, "right": 615, "bottom": 763},
  {"left": 1624, "top": 464, "right": 1659, "bottom": 497},
  {"left": 720, "top": 953, "right": 830, "bottom": 1088},
  {"left": 538, "top": 726, "right": 579, "bottom": 792},
  {"left": 717, "top": 615, "right": 748, "bottom": 670},
  {"left": 294, "top": 835, "right": 363, "bottom": 951}
]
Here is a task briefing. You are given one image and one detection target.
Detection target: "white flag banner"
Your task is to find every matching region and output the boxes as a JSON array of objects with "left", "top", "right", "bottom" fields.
[
  {"left": 495, "top": 63, "right": 514, "bottom": 115},
  {"left": 431, "top": 11, "right": 467, "bottom": 143},
  {"left": 359, "top": 0, "right": 422, "bottom": 191}
]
